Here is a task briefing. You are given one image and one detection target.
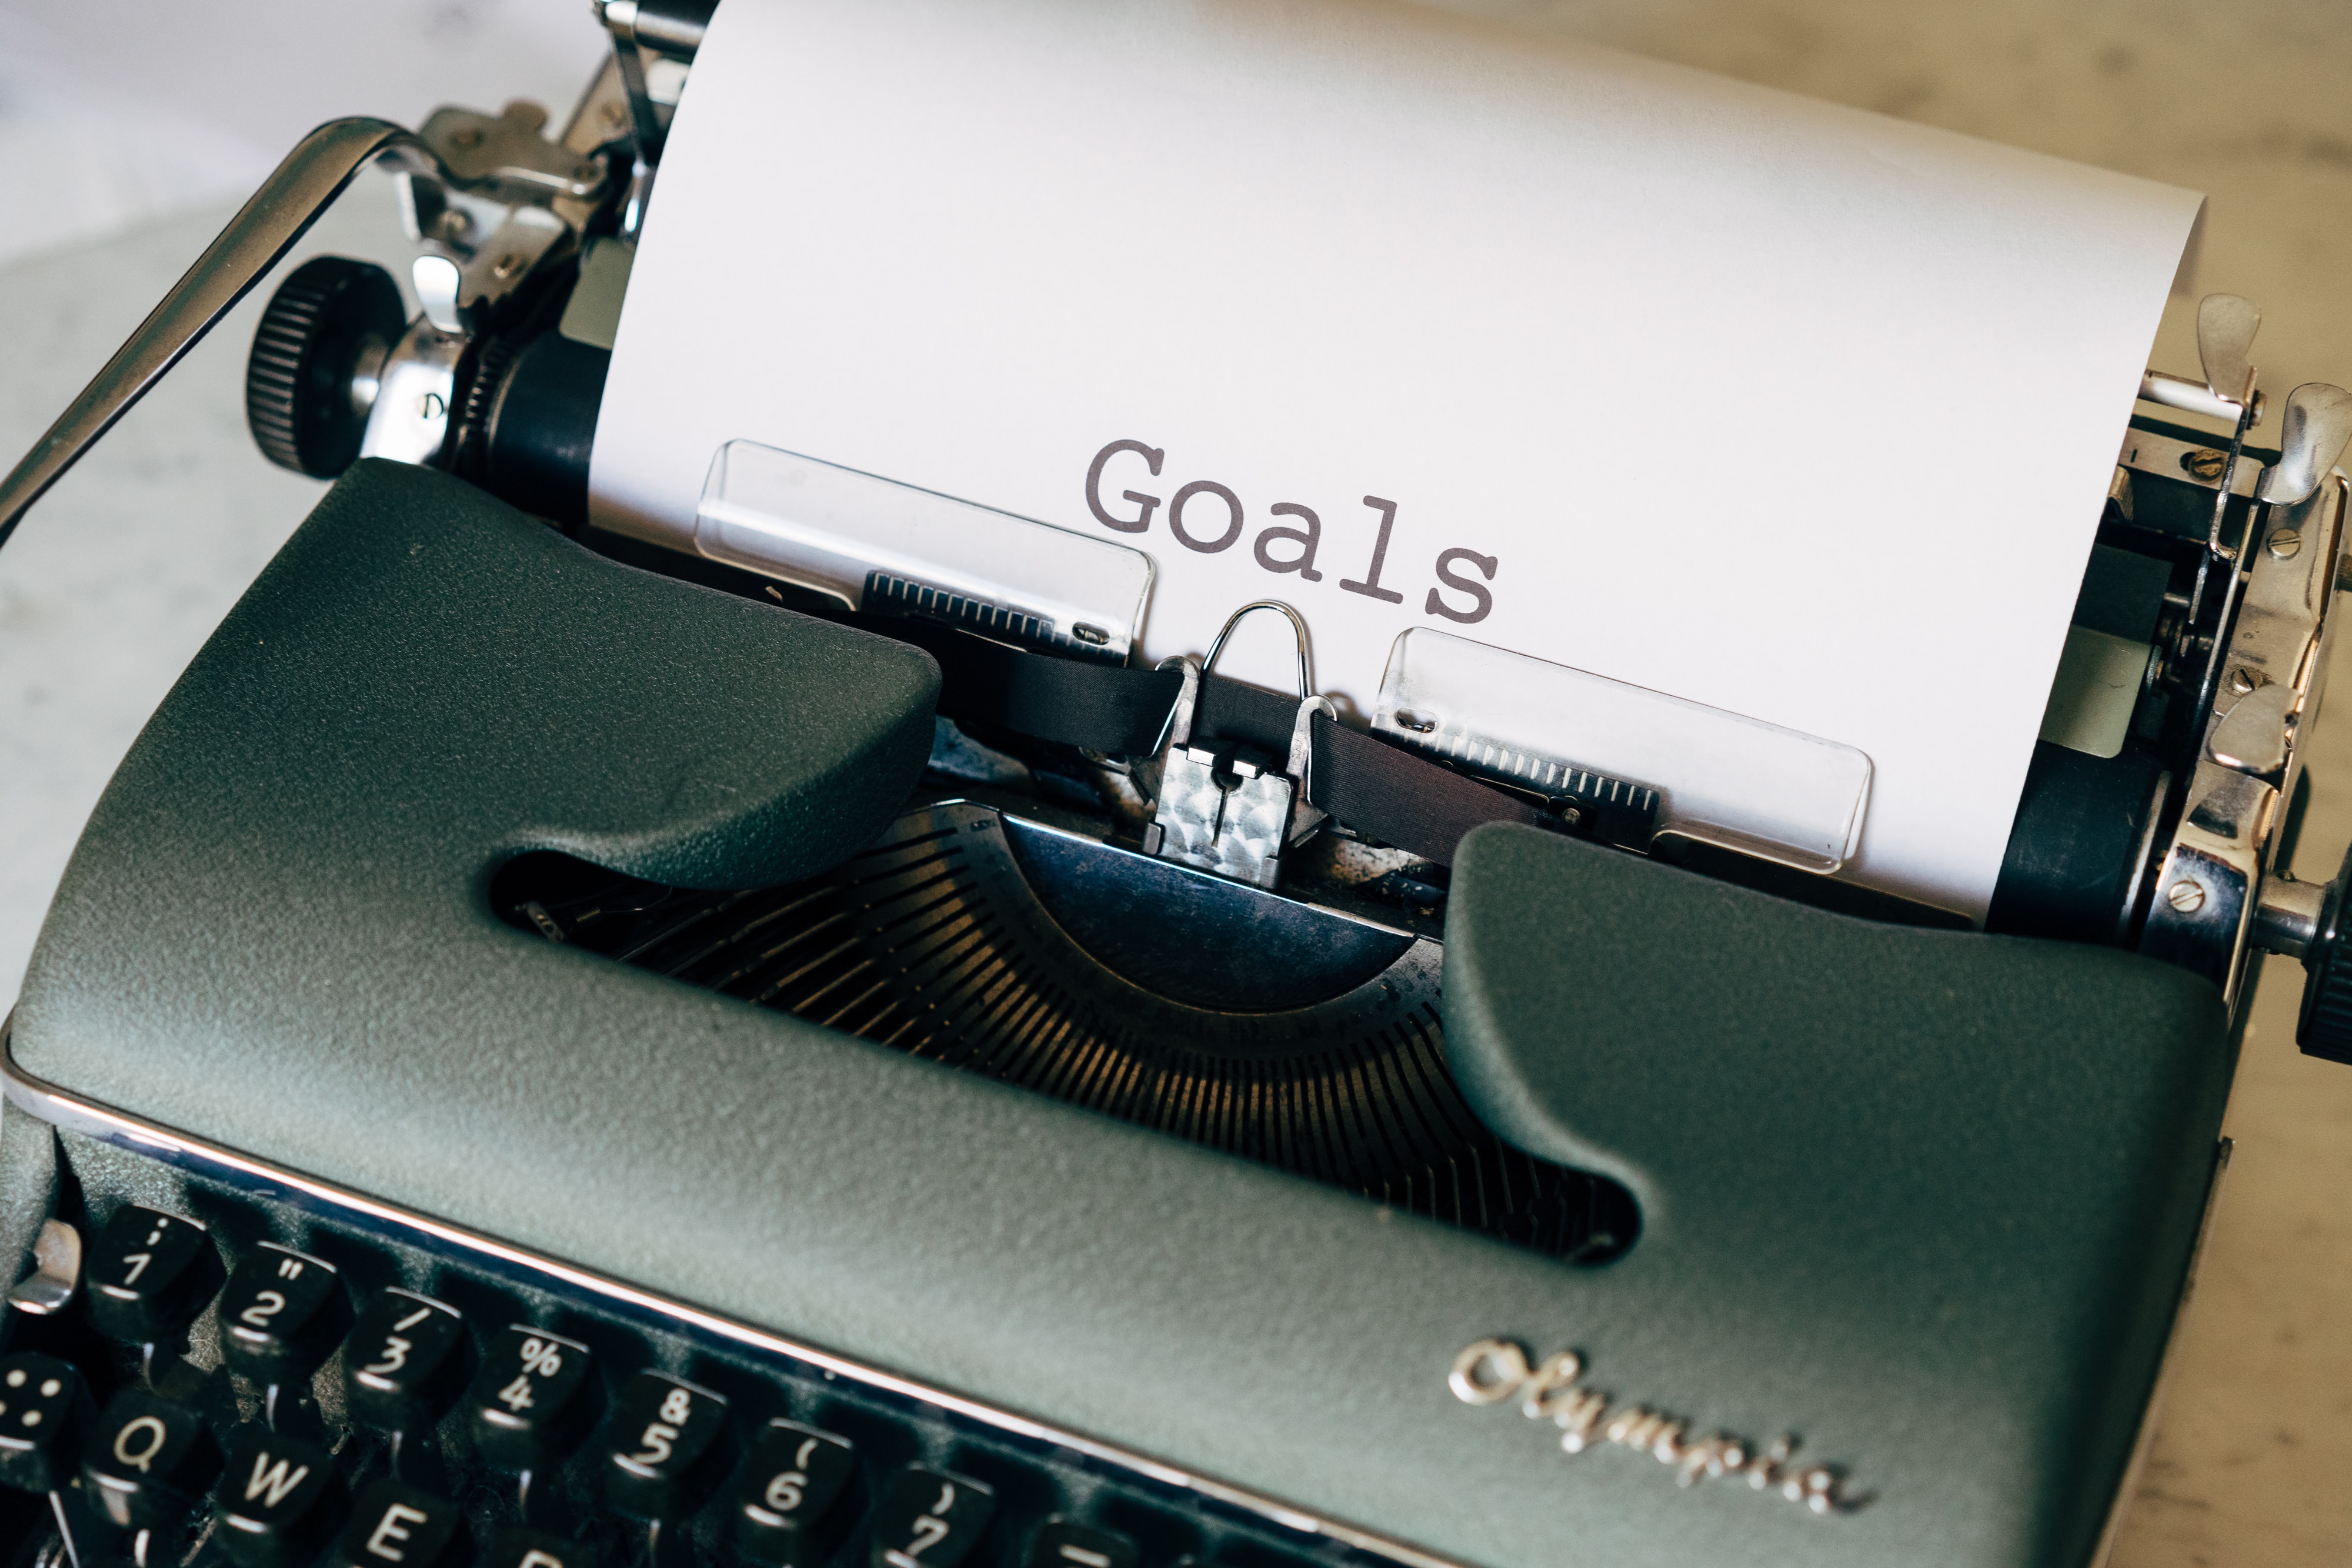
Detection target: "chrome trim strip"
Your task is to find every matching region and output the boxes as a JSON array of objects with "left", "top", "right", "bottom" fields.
[{"left": 0, "top": 1038, "right": 1462, "bottom": 1568}]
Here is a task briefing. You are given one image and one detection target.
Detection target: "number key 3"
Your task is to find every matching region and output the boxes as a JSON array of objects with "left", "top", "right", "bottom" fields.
[{"left": 340, "top": 1289, "right": 470, "bottom": 1437}]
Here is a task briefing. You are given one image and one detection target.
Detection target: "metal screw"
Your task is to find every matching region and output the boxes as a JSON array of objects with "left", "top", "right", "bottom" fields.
[
  {"left": 2167, "top": 879, "right": 2208, "bottom": 914},
  {"left": 2269, "top": 527, "right": 2303, "bottom": 559},
  {"left": 2229, "top": 666, "right": 2260, "bottom": 695},
  {"left": 1396, "top": 710, "right": 1439, "bottom": 734},
  {"left": 492, "top": 252, "right": 524, "bottom": 281},
  {"left": 2181, "top": 448, "right": 2228, "bottom": 481}
]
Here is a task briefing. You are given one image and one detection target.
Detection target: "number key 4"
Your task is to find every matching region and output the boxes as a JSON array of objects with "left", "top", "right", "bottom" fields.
[
  {"left": 340, "top": 1289, "right": 469, "bottom": 1437},
  {"left": 604, "top": 1370, "right": 730, "bottom": 1523},
  {"left": 465, "top": 1326, "right": 598, "bottom": 1473},
  {"left": 218, "top": 1243, "right": 352, "bottom": 1390}
]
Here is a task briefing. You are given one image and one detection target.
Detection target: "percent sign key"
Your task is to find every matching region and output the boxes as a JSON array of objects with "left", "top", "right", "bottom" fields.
[{"left": 466, "top": 1326, "right": 600, "bottom": 1472}]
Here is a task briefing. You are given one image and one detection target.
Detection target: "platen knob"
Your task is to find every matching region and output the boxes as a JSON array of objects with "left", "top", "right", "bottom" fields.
[
  {"left": 245, "top": 256, "right": 407, "bottom": 479},
  {"left": 2295, "top": 838, "right": 2352, "bottom": 1065}
]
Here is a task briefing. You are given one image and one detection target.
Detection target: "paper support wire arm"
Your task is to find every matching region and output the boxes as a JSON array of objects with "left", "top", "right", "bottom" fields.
[{"left": 0, "top": 118, "right": 438, "bottom": 552}]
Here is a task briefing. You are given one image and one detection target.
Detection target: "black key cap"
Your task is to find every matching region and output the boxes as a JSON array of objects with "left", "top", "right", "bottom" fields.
[
  {"left": 603, "top": 1370, "right": 729, "bottom": 1522},
  {"left": 218, "top": 1243, "right": 351, "bottom": 1389},
  {"left": 342, "top": 1289, "right": 470, "bottom": 1436},
  {"left": 327, "top": 1478, "right": 466, "bottom": 1568},
  {"left": 466, "top": 1326, "right": 598, "bottom": 1472},
  {"left": 482, "top": 1524, "right": 602, "bottom": 1568},
  {"left": 215, "top": 1426, "right": 344, "bottom": 1567},
  {"left": 730, "top": 1419, "right": 858, "bottom": 1566},
  {"left": 84, "top": 1207, "right": 223, "bottom": 1347},
  {"left": 1027, "top": 1519, "right": 1140, "bottom": 1568},
  {"left": 0, "top": 1353, "right": 95, "bottom": 1494},
  {"left": 81, "top": 1386, "right": 221, "bottom": 1532},
  {"left": 870, "top": 1466, "right": 996, "bottom": 1568}
]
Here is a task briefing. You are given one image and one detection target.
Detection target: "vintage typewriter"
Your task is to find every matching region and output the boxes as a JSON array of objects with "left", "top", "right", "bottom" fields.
[{"left": 2, "top": 5, "right": 2351, "bottom": 1567}]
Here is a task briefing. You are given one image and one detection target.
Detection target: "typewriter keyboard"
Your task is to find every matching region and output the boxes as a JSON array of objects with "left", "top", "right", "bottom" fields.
[{"left": 1, "top": 1126, "right": 1386, "bottom": 1568}]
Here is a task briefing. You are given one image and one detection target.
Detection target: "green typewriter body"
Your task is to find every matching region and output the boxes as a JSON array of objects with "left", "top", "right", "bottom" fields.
[{"left": 0, "top": 461, "right": 2254, "bottom": 1568}]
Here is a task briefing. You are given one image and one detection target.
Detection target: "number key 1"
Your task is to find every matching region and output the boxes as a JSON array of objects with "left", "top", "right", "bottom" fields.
[
  {"left": 341, "top": 1289, "right": 469, "bottom": 1437},
  {"left": 85, "top": 1207, "right": 223, "bottom": 1348},
  {"left": 729, "top": 1419, "right": 857, "bottom": 1567}
]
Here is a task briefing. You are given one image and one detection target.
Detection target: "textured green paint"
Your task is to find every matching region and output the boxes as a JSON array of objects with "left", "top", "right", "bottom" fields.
[
  {"left": 1444, "top": 822, "right": 2233, "bottom": 1568},
  {"left": 7, "top": 463, "right": 2230, "bottom": 1568}
]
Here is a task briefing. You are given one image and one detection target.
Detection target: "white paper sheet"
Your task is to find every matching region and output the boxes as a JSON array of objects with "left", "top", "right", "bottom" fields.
[{"left": 589, "top": 0, "right": 2202, "bottom": 918}]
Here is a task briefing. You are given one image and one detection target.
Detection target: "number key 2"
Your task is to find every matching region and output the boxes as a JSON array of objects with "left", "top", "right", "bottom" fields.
[
  {"left": 603, "top": 1370, "right": 729, "bottom": 1522},
  {"left": 341, "top": 1289, "right": 469, "bottom": 1436},
  {"left": 85, "top": 1207, "right": 223, "bottom": 1346},
  {"left": 871, "top": 1465, "right": 996, "bottom": 1568},
  {"left": 465, "top": 1326, "right": 598, "bottom": 1472},
  {"left": 729, "top": 1418, "right": 856, "bottom": 1566},
  {"left": 218, "top": 1243, "right": 351, "bottom": 1387}
]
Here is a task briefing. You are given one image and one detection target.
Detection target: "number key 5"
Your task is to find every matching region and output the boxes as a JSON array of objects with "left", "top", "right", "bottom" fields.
[{"left": 603, "top": 1370, "right": 730, "bottom": 1522}]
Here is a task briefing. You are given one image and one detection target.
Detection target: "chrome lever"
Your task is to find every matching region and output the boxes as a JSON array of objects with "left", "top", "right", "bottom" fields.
[
  {"left": 2197, "top": 292, "right": 2261, "bottom": 411},
  {"left": 2257, "top": 383, "right": 2352, "bottom": 508},
  {"left": 4, "top": 1219, "right": 81, "bottom": 1317},
  {"left": 0, "top": 116, "right": 439, "bottom": 552}
]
